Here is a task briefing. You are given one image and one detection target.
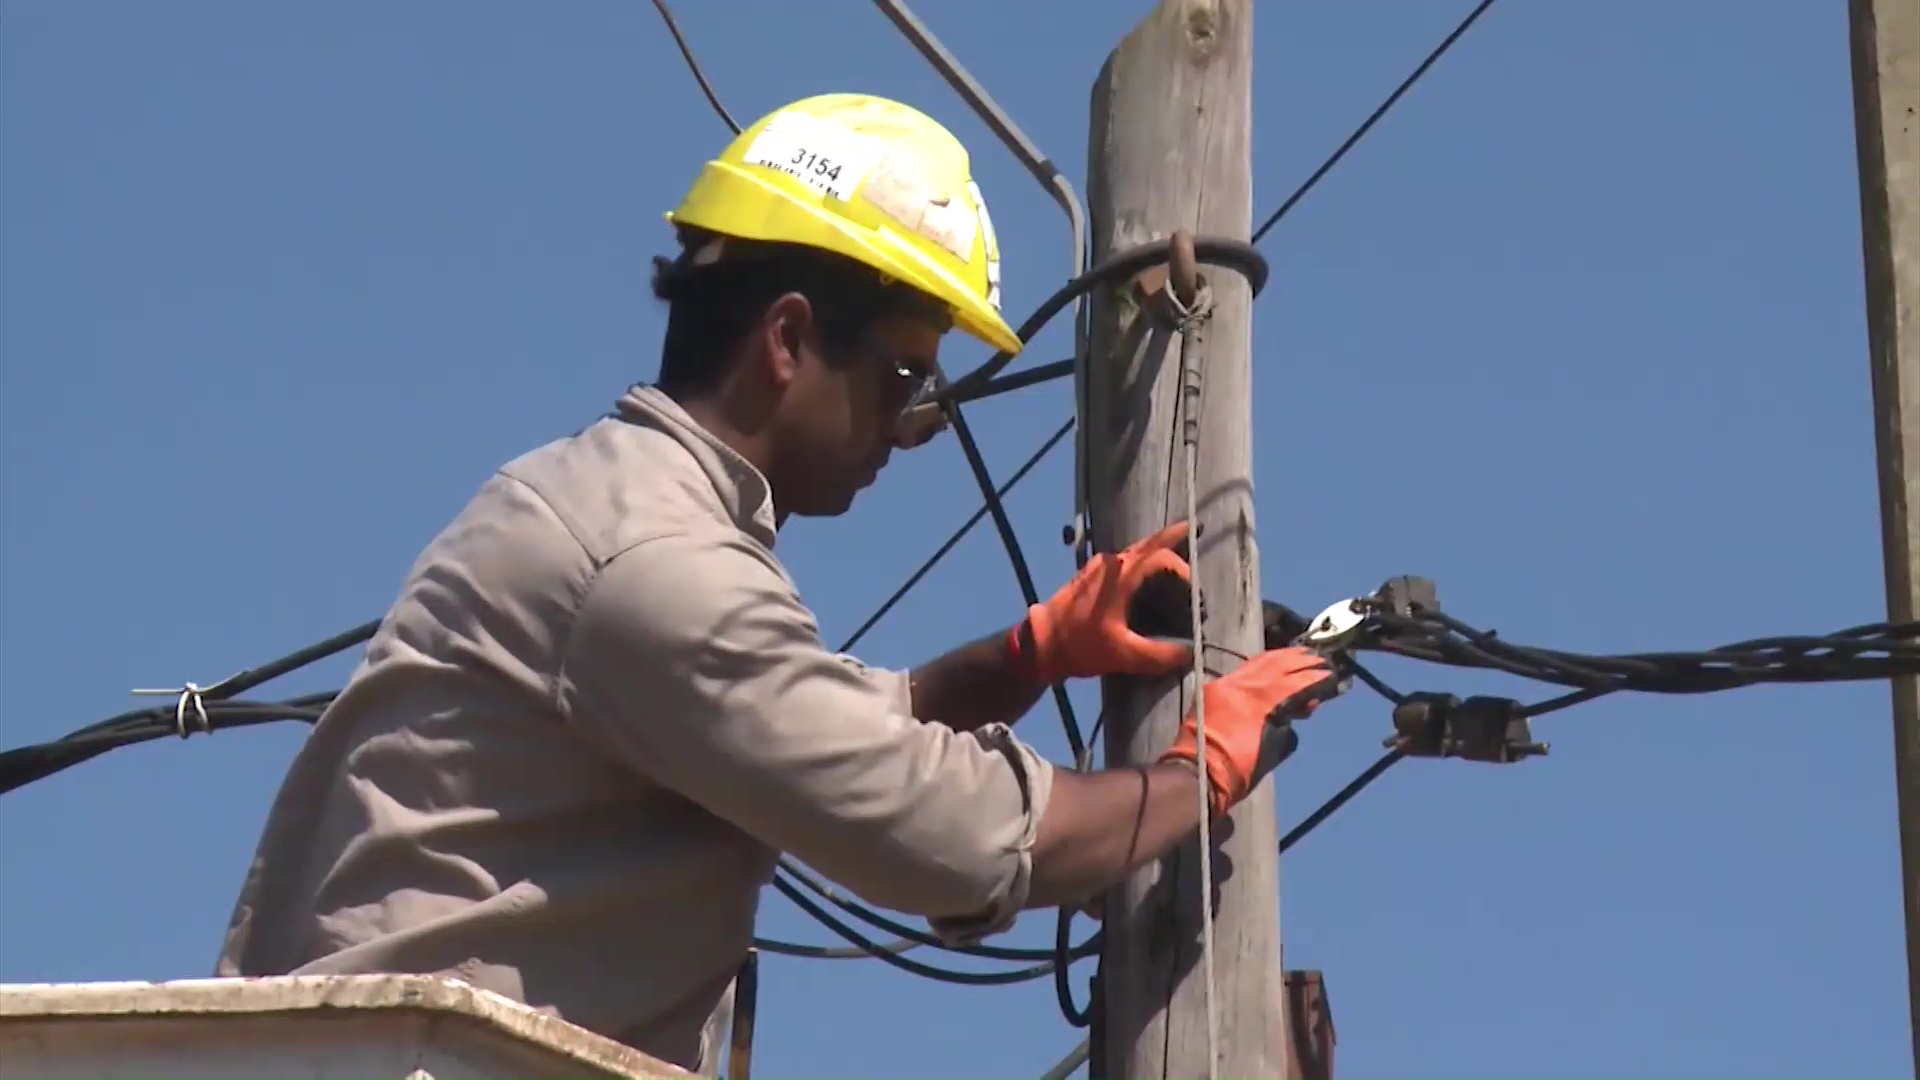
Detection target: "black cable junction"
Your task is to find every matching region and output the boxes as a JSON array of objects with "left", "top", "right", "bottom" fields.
[{"left": 1259, "top": 589, "right": 1920, "bottom": 848}]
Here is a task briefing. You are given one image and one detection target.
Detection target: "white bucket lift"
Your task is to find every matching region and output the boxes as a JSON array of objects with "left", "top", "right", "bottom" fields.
[{"left": 0, "top": 974, "right": 691, "bottom": 1080}]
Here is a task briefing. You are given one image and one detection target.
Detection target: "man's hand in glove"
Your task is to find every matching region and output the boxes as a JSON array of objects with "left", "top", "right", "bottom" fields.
[
  {"left": 1013, "top": 519, "right": 1197, "bottom": 686},
  {"left": 1160, "top": 645, "right": 1339, "bottom": 818},
  {"left": 1022, "top": 642, "right": 1341, "bottom": 909}
]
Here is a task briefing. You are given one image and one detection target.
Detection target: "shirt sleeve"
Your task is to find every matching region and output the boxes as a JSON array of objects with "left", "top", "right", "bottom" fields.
[{"left": 554, "top": 526, "right": 1055, "bottom": 929}]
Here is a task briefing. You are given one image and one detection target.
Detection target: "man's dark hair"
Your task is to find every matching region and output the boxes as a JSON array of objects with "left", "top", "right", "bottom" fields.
[{"left": 649, "top": 229, "right": 951, "bottom": 394}]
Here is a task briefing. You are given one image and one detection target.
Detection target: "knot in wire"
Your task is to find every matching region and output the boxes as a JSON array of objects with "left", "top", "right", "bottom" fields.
[
  {"left": 1137, "top": 229, "right": 1219, "bottom": 333},
  {"left": 130, "top": 680, "right": 215, "bottom": 739},
  {"left": 1164, "top": 281, "right": 1216, "bottom": 330},
  {"left": 1166, "top": 227, "right": 1215, "bottom": 327}
]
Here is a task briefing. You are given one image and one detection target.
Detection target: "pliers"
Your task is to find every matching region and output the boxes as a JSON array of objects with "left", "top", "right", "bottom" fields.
[
  {"left": 1272, "top": 575, "right": 1443, "bottom": 720},
  {"left": 1125, "top": 572, "right": 1376, "bottom": 724},
  {"left": 1293, "top": 596, "right": 1375, "bottom": 652},
  {"left": 1263, "top": 596, "right": 1373, "bottom": 722}
]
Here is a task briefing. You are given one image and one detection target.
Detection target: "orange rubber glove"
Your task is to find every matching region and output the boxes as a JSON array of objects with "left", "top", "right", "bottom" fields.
[
  {"left": 1160, "top": 646, "right": 1338, "bottom": 819},
  {"left": 1014, "top": 520, "right": 1197, "bottom": 685}
]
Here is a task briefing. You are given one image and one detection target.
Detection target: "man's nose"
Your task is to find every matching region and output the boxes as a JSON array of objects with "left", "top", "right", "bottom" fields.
[{"left": 892, "top": 402, "right": 948, "bottom": 450}]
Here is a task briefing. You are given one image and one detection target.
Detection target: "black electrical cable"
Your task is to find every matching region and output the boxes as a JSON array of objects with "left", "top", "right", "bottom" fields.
[
  {"left": 0, "top": 645, "right": 359, "bottom": 797},
  {"left": 770, "top": 874, "right": 1054, "bottom": 987},
  {"left": 0, "top": 415, "right": 1090, "bottom": 969},
  {"left": 0, "top": 418, "right": 1077, "bottom": 798},
  {"left": 934, "top": 237, "right": 1270, "bottom": 404},
  {"left": 1277, "top": 749, "right": 1405, "bottom": 855},
  {"left": 956, "top": 358, "right": 1075, "bottom": 405},
  {"left": 940, "top": 394, "right": 1089, "bottom": 760},
  {"left": 1354, "top": 609, "right": 1920, "bottom": 696},
  {"left": 16, "top": 567, "right": 1920, "bottom": 948},
  {"left": 0, "top": 695, "right": 1085, "bottom": 977},
  {"left": 1265, "top": 605, "right": 1920, "bottom": 860},
  {"left": 751, "top": 935, "right": 914, "bottom": 961},
  {"left": 15, "top": 563, "right": 1916, "bottom": 995},
  {"left": 1053, "top": 905, "right": 1095, "bottom": 1028},
  {"left": 1250, "top": 0, "right": 1501, "bottom": 244},
  {"left": 1524, "top": 686, "right": 1608, "bottom": 719},
  {"left": 0, "top": 698, "right": 336, "bottom": 797},
  {"left": 838, "top": 417, "right": 1073, "bottom": 654},
  {"left": 774, "top": 858, "right": 1099, "bottom": 965},
  {"left": 196, "top": 621, "right": 378, "bottom": 698},
  {"left": 648, "top": 0, "right": 740, "bottom": 135}
]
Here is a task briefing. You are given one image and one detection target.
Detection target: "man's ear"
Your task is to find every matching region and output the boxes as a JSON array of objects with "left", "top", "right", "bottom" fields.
[{"left": 760, "top": 292, "right": 813, "bottom": 391}]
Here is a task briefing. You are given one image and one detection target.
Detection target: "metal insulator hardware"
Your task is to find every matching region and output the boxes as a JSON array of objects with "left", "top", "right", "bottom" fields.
[{"left": 1388, "top": 692, "right": 1550, "bottom": 763}]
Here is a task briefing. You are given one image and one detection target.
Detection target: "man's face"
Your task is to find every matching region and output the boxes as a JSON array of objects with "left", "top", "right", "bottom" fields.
[{"left": 772, "top": 306, "right": 942, "bottom": 518}]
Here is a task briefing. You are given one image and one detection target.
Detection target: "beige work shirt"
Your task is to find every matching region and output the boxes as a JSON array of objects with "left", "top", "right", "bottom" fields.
[{"left": 214, "top": 385, "right": 1056, "bottom": 1072}]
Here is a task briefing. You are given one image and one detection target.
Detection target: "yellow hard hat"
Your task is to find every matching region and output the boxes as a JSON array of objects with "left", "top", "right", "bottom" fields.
[{"left": 666, "top": 93, "right": 1022, "bottom": 357}]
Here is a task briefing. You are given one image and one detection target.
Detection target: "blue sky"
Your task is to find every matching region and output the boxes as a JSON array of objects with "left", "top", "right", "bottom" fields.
[{"left": 0, "top": 2, "right": 1906, "bottom": 1077}]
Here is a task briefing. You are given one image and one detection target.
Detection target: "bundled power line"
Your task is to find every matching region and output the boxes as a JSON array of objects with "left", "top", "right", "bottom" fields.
[
  {"left": 24, "top": 589, "right": 1906, "bottom": 799},
  {"left": 8, "top": 573, "right": 1916, "bottom": 930},
  {"left": 1266, "top": 591, "right": 1920, "bottom": 710}
]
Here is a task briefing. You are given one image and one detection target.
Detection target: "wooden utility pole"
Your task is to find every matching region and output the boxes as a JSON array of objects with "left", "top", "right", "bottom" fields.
[
  {"left": 1084, "top": 2, "right": 1281, "bottom": 1078},
  {"left": 1850, "top": 0, "right": 1920, "bottom": 1072}
]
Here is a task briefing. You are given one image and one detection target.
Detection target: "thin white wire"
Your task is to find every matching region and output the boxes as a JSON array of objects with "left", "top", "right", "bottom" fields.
[{"left": 1177, "top": 301, "right": 1221, "bottom": 1080}]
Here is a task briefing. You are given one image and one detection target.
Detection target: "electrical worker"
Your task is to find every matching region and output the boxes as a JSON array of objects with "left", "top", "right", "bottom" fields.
[{"left": 214, "top": 92, "right": 1335, "bottom": 1074}]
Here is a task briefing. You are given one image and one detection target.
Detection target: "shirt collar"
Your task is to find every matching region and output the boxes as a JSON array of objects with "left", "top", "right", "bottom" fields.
[{"left": 612, "top": 384, "right": 778, "bottom": 548}]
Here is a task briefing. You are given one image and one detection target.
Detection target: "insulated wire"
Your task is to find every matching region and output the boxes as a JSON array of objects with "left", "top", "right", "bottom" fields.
[
  {"left": 1276, "top": 749, "right": 1405, "bottom": 854},
  {"left": 771, "top": 875, "right": 1054, "bottom": 987},
  {"left": 648, "top": 0, "right": 739, "bottom": 134},
  {"left": 837, "top": 417, "right": 1073, "bottom": 654},
  {"left": 774, "top": 858, "right": 1100, "bottom": 965},
  {"left": 936, "top": 390, "right": 1088, "bottom": 759},
  {"left": 934, "top": 238, "right": 1269, "bottom": 403},
  {"left": 1250, "top": 0, "right": 1501, "bottom": 244}
]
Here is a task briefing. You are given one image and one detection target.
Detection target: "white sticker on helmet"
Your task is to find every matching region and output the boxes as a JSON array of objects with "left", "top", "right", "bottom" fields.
[
  {"left": 968, "top": 179, "right": 1001, "bottom": 311},
  {"left": 741, "top": 111, "right": 879, "bottom": 203},
  {"left": 862, "top": 149, "right": 979, "bottom": 264}
]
